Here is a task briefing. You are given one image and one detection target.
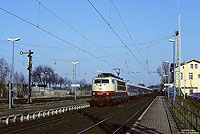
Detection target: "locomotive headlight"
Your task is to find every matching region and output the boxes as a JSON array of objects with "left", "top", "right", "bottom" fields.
[
  {"left": 93, "top": 92, "right": 95, "bottom": 95},
  {"left": 106, "top": 93, "right": 109, "bottom": 95}
]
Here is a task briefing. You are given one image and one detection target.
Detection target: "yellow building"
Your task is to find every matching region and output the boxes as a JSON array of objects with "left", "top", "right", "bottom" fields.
[{"left": 178, "top": 60, "right": 200, "bottom": 95}]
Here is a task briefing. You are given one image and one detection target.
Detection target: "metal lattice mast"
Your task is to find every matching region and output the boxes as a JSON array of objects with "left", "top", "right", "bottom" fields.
[{"left": 176, "top": 0, "right": 181, "bottom": 96}]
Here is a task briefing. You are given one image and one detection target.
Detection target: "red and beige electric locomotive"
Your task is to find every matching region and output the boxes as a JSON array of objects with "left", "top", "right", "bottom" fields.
[{"left": 91, "top": 73, "right": 128, "bottom": 106}]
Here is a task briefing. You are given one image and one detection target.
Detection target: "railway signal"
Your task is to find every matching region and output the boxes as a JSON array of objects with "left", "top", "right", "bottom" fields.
[{"left": 20, "top": 50, "right": 34, "bottom": 104}]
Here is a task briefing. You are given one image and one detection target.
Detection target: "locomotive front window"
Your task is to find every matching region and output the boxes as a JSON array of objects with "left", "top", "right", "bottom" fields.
[
  {"left": 94, "top": 79, "right": 109, "bottom": 83},
  {"left": 94, "top": 79, "right": 101, "bottom": 83},
  {"left": 102, "top": 79, "right": 109, "bottom": 83}
]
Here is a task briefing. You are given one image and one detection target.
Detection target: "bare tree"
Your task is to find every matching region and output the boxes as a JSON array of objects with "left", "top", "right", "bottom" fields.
[
  {"left": 0, "top": 58, "right": 10, "bottom": 80},
  {"left": 58, "top": 76, "right": 65, "bottom": 89},
  {"left": 19, "top": 72, "right": 27, "bottom": 97},
  {"left": 32, "top": 65, "right": 56, "bottom": 88},
  {"left": 157, "top": 62, "right": 169, "bottom": 77},
  {"left": 52, "top": 73, "right": 59, "bottom": 88},
  {"left": 157, "top": 61, "right": 170, "bottom": 87},
  {"left": 80, "top": 79, "right": 87, "bottom": 88},
  {"left": 157, "top": 66, "right": 164, "bottom": 78},
  {"left": 32, "top": 65, "right": 43, "bottom": 85},
  {"left": 0, "top": 58, "right": 10, "bottom": 98},
  {"left": 64, "top": 77, "right": 71, "bottom": 88},
  {"left": 14, "top": 71, "right": 20, "bottom": 97},
  {"left": 162, "top": 61, "right": 169, "bottom": 76},
  {"left": 19, "top": 72, "right": 26, "bottom": 84},
  {"left": 14, "top": 71, "right": 27, "bottom": 98}
]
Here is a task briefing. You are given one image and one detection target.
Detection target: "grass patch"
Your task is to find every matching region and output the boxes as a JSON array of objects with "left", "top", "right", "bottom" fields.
[
  {"left": 176, "top": 96, "right": 200, "bottom": 116},
  {"left": 167, "top": 96, "right": 200, "bottom": 131}
]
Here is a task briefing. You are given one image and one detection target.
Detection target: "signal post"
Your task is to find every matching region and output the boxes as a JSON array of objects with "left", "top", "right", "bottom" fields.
[{"left": 20, "top": 50, "right": 34, "bottom": 103}]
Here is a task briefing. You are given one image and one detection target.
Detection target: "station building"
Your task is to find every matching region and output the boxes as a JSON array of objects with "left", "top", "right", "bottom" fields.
[{"left": 176, "top": 60, "right": 200, "bottom": 95}]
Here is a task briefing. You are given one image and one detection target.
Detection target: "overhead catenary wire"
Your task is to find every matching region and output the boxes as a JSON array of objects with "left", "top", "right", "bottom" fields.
[
  {"left": 87, "top": 0, "right": 156, "bottom": 84},
  {"left": 87, "top": 0, "right": 145, "bottom": 70},
  {"left": 0, "top": 39, "right": 108, "bottom": 64},
  {"left": 0, "top": 46, "right": 78, "bottom": 79},
  {"left": 34, "top": 0, "right": 127, "bottom": 69},
  {"left": 0, "top": 7, "right": 115, "bottom": 69},
  {"left": 110, "top": 0, "right": 169, "bottom": 74},
  {"left": 1, "top": 40, "right": 124, "bottom": 65},
  {"left": 0, "top": 3, "right": 175, "bottom": 85},
  {"left": 0, "top": 40, "right": 87, "bottom": 64},
  {"left": 0, "top": 32, "right": 171, "bottom": 78},
  {"left": 100, "top": 39, "right": 168, "bottom": 62},
  {"left": 110, "top": 0, "right": 145, "bottom": 61},
  {"left": 8, "top": 42, "right": 96, "bottom": 66},
  {"left": 0, "top": 34, "right": 171, "bottom": 57},
  {"left": 0, "top": 54, "right": 25, "bottom": 63},
  {"left": 87, "top": 0, "right": 177, "bottom": 84},
  {"left": 0, "top": 53, "right": 68, "bottom": 77},
  {"left": 14, "top": 45, "right": 76, "bottom": 63}
]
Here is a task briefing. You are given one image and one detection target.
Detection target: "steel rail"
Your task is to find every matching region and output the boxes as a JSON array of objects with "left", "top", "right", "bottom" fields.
[
  {"left": 112, "top": 98, "right": 153, "bottom": 133},
  {"left": 3, "top": 110, "right": 91, "bottom": 134},
  {"left": 77, "top": 98, "right": 150, "bottom": 134}
]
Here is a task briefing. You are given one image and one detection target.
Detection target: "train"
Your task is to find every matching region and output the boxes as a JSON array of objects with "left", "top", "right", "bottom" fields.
[{"left": 91, "top": 73, "right": 153, "bottom": 106}]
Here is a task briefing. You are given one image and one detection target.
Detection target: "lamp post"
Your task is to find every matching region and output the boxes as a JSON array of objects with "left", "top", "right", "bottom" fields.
[
  {"left": 168, "top": 62, "right": 170, "bottom": 99},
  {"left": 8, "top": 37, "right": 20, "bottom": 109},
  {"left": 72, "top": 61, "right": 79, "bottom": 101},
  {"left": 183, "top": 65, "right": 186, "bottom": 99},
  {"left": 163, "top": 74, "right": 166, "bottom": 97},
  {"left": 169, "top": 39, "right": 176, "bottom": 102},
  {"left": 163, "top": 74, "right": 167, "bottom": 97},
  {"left": 164, "top": 61, "right": 169, "bottom": 98}
]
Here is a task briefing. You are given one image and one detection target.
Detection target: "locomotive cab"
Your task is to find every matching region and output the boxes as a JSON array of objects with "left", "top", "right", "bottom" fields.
[
  {"left": 91, "top": 73, "right": 128, "bottom": 106},
  {"left": 92, "top": 77, "right": 116, "bottom": 98}
]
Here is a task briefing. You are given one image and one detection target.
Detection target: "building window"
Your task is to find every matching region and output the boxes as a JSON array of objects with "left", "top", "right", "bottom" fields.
[
  {"left": 181, "top": 73, "right": 183, "bottom": 80},
  {"left": 198, "top": 74, "right": 200, "bottom": 79},
  {"left": 189, "top": 73, "right": 193, "bottom": 80},
  {"left": 195, "top": 64, "right": 198, "bottom": 69},
  {"left": 191, "top": 64, "right": 193, "bottom": 69}
]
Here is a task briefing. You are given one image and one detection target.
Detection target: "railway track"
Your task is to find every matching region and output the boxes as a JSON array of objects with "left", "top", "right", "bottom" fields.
[
  {"left": 0, "top": 96, "right": 154, "bottom": 134},
  {"left": 0, "top": 107, "right": 92, "bottom": 134},
  {"left": 0, "top": 96, "right": 90, "bottom": 104},
  {"left": 78, "top": 97, "right": 154, "bottom": 134}
]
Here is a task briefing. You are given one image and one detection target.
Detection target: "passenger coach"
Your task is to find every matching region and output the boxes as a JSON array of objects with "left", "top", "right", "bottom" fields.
[{"left": 127, "top": 83, "right": 153, "bottom": 98}]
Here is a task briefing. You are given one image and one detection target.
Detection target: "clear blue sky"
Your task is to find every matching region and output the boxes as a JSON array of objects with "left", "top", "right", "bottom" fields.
[{"left": 0, "top": 0, "right": 200, "bottom": 86}]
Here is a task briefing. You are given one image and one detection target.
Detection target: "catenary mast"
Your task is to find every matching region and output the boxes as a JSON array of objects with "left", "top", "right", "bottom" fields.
[{"left": 176, "top": 0, "right": 181, "bottom": 96}]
